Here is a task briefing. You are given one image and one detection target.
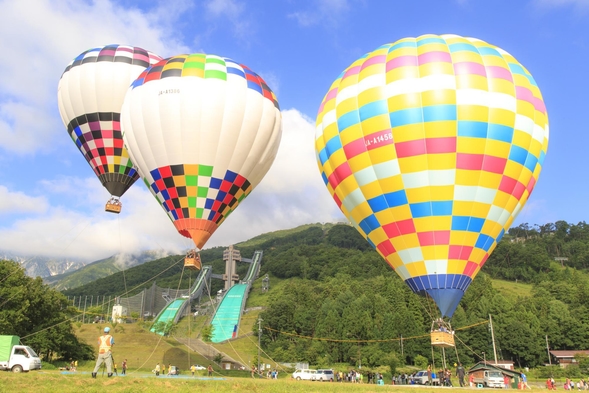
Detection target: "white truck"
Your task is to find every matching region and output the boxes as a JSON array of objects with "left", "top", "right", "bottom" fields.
[
  {"left": 471, "top": 369, "right": 505, "bottom": 388},
  {"left": 412, "top": 370, "right": 440, "bottom": 385},
  {"left": 0, "top": 335, "right": 42, "bottom": 372}
]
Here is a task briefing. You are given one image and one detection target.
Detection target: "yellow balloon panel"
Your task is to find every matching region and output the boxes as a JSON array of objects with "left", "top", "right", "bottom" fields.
[{"left": 315, "top": 34, "right": 548, "bottom": 317}]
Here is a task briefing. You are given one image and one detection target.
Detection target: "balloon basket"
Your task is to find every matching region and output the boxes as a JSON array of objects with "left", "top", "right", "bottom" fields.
[
  {"left": 184, "top": 250, "right": 201, "bottom": 271},
  {"left": 105, "top": 198, "right": 122, "bottom": 214},
  {"left": 430, "top": 319, "right": 455, "bottom": 347},
  {"left": 430, "top": 331, "right": 455, "bottom": 348}
]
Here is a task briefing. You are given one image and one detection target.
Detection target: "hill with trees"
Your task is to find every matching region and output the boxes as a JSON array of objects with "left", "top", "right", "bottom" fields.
[
  {"left": 49, "top": 221, "right": 589, "bottom": 371},
  {"left": 252, "top": 221, "right": 589, "bottom": 371}
]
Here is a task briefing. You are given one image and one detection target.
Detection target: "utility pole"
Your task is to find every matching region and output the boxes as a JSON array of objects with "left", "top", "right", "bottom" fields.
[
  {"left": 489, "top": 314, "right": 498, "bottom": 364},
  {"left": 83, "top": 296, "right": 88, "bottom": 324},
  {"left": 257, "top": 317, "right": 263, "bottom": 376},
  {"left": 546, "top": 335, "right": 552, "bottom": 365},
  {"left": 400, "top": 334, "right": 404, "bottom": 357}
]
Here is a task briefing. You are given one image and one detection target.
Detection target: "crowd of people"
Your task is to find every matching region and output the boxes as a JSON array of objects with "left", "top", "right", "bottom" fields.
[{"left": 548, "top": 377, "right": 589, "bottom": 390}]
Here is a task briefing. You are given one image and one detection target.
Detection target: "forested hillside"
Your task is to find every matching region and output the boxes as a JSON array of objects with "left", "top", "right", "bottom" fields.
[{"left": 60, "top": 221, "right": 589, "bottom": 369}]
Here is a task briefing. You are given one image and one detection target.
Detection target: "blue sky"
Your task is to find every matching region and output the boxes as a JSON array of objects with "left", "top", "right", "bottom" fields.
[{"left": 0, "top": 0, "right": 587, "bottom": 262}]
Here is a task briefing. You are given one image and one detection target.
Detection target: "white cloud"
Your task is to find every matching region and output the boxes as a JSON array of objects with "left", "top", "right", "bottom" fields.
[
  {"left": 203, "top": 0, "right": 253, "bottom": 43},
  {"left": 0, "top": 183, "right": 186, "bottom": 262},
  {"left": 0, "top": 0, "right": 188, "bottom": 155},
  {"left": 0, "top": 109, "right": 344, "bottom": 261},
  {"left": 289, "top": 0, "right": 352, "bottom": 27},
  {"left": 0, "top": 1, "right": 344, "bottom": 263},
  {"left": 535, "top": 0, "right": 589, "bottom": 10},
  {"left": 206, "top": 0, "right": 244, "bottom": 18},
  {"left": 0, "top": 185, "right": 49, "bottom": 214}
]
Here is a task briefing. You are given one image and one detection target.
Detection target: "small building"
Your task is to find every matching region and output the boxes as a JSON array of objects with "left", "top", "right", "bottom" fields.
[
  {"left": 468, "top": 362, "right": 521, "bottom": 388},
  {"left": 549, "top": 350, "right": 589, "bottom": 368}
]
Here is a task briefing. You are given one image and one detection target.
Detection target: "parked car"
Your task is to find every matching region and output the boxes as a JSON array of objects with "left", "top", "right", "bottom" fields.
[
  {"left": 316, "top": 369, "right": 334, "bottom": 382},
  {"left": 193, "top": 364, "right": 206, "bottom": 370},
  {"left": 412, "top": 370, "right": 440, "bottom": 385},
  {"left": 292, "top": 369, "right": 317, "bottom": 381}
]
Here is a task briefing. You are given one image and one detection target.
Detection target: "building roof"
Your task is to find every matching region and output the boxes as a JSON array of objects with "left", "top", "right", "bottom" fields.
[
  {"left": 468, "top": 362, "right": 520, "bottom": 377},
  {"left": 550, "top": 350, "right": 589, "bottom": 358}
]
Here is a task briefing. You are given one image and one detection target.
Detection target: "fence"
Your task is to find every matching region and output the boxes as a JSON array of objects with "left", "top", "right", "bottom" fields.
[{"left": 67, "top": 282, "right": 193, "bottom": 322}]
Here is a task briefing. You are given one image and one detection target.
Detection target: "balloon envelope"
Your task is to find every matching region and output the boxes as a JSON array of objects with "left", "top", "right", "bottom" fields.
[
  {"left": 121, "top": 54, "right": 282, "bottom": 249},
  {"left": 57, "top": 45, "right": 163, "bottom": 197},
  {"left": 315, "top": 34, "right": 548, "bottom": 317}
]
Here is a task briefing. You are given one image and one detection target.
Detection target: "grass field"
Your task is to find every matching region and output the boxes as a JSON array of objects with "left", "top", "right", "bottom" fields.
[{"left": 0, "top": 371, "right": 501, "bottom": 393}]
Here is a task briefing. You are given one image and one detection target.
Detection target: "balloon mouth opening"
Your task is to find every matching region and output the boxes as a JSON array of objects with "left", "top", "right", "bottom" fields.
[
  {"left": 174, "top": 219, "right": 218, "bottom": 249},
  {"left": 404, "top": 275, "right": 472, "bottom": 318}
]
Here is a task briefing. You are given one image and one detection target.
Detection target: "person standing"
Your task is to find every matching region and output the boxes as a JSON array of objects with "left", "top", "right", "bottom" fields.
[
  {"left": 155, "top": 363, "right": 160, "bottom": 376},
  {"left": 191, "top": 364, "right": 196, "bottom": 377},
  {"left": 122, "top": 359, "right": 127, "bottom": 375},
  {"left": 521, "top": 372, "right": 531, "bottom": 389},
  {"left": 208, "top": 364, "right": 213, "bottom": 377},
  {"left": 92, "top": 327, "right": 114, "bottom": 378},
  {"left": 456, "top": 363, "right": 465, "bottom": 387}
]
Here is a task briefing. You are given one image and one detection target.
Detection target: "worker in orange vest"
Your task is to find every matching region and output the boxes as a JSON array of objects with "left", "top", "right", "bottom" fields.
[{"left": 92, "top": 327, "right": 115, "bottom": 378}]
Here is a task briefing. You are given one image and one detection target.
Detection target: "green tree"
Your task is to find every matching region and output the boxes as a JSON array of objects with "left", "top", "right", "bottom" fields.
[
  {"left": 414, "top": 354, "right": 429, "bottom": 370},
  {"left": 575, "top": 353, "right": 589, "bottom": 373},
  {"left": 201, "top": 324, "right": 214, "bottom": 357},
  {"left": 386, "top": 352, "right": 401, "bottom": 375},
  {"left": 0, "top": 260, "right": 93, "bottom": 361}
]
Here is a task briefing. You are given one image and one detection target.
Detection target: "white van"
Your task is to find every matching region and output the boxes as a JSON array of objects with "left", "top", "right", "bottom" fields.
[{"left": 292, "top": 369, "right": 317, "bottom": 381}]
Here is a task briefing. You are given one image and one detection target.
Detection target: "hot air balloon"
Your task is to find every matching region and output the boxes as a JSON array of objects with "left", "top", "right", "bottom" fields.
[
  {"left": 57, "top": 45, "right": 163, "bottom": 213},
  {"left": 315, "top": 34, "right": 548, "bottom": 320},
  {"left": 121, "top": 54, "right": 282, "bottom": 269}
]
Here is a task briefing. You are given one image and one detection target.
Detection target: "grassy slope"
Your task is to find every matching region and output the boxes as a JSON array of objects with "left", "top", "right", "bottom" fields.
[
  {"left": 72, "top": 322, "right": 216, "bottom": 373},
  {"left": 489, "top": 278, "right": 533, "bottom": 300},
  {"left": 69, "top": 275, "right": 283, "bottom": 373},
  {"left": 236, "top": 223, "right": 336, "bottom": 248}
]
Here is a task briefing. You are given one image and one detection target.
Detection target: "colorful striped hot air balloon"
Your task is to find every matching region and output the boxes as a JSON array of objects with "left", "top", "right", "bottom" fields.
[
  {"left": 57, "top": 45, "right": 163, "bottom": 213},
  {"left": 121, "top": 54, "right": 282, "bottom": 254},
  {"left": 315, "top": 34, "right": 548, "bottom": 317}
]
